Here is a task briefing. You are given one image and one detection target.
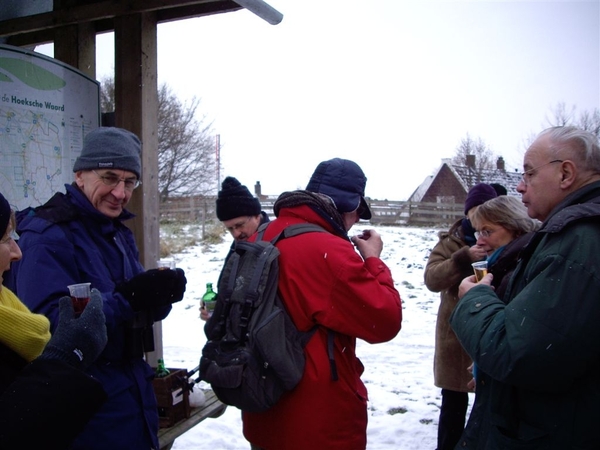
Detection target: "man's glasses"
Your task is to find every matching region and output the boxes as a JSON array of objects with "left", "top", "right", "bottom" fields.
[
  {"left": 520, "top": 160, "right": 563, "bottom": 185},
  {"left": 93, "top": 170, "right": 141, "bottom": 191},
  {"left": 226, "top": 217, "right": 251, "bottom": 233}
]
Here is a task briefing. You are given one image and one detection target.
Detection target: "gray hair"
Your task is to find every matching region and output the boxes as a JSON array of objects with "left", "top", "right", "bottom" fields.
[
  {"left": 537, "top": 126, "right": 600, "bottom": 174},
  {"left": 471, "top": 195, "right": 540, "bottom": 237}
]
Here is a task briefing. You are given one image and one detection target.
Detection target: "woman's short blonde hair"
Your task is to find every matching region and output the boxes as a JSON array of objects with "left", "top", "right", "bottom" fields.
[{"left": 471, "top": 195, "right": 540, "bottom": 237}]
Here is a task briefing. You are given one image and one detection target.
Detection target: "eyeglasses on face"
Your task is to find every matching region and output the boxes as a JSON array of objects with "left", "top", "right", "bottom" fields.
[
  {"left": 92, "top": 170, "right": 141, "bottom": 191},
  {"left": 520, "top": 159, "right": 563, "bottom": 185},
  {"left": 226, "top": 217, "right": 252, "bottom": 233},
  {"left": 474, "top": 229, "right": 495, "bottom": 239}
]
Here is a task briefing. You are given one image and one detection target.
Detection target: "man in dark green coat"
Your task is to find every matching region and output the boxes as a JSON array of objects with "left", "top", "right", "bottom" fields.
[{"left": 450, "top": 126, "right": 600, "bottom": 450}]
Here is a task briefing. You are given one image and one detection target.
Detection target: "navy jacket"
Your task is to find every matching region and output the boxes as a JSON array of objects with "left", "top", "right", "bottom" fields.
[{"left": 10, "top": 184, "right": 170, "bottom": 450}]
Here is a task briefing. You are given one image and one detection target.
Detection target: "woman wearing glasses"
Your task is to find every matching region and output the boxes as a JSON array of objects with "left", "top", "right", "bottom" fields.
[
  {"left": 470, "top": 195, "right": 540, "bottom": 298},
  {"left": 453, "top": 194, "right": 539, "bottom": 450},
  {"left": 0, "top": 191, "right": 108, "bottom": 448},
  {"left": 424, "top": 183, "right": 499, "bottom": 450}
]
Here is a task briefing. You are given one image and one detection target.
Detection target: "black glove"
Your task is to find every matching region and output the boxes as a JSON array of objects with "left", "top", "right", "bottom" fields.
[
  {"left": 38, "top": 289, "right": 108, "bottom": 370},
  {"left": 116, "top": 268, "right": 187, "bottom": 312}
]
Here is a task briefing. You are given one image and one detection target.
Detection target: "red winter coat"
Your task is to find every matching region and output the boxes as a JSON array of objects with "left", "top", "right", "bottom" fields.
[{"left": 242, "top": 204, "right": 402, "bottom": 450}]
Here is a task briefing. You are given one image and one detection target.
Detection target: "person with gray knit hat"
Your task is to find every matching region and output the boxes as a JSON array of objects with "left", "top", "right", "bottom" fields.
[
  {"left": 73, "top": 127, "right": 142, "bottom": 179},
  {"left": 9, "top": 126, "right": 187, "bottom": 450}
]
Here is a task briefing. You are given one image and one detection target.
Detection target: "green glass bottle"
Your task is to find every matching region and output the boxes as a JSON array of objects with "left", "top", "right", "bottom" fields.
[
  {"left": 156, "top": 358, "right": 170, "bottom": 378},
  {"left": 202, "top": 282, "right": 217, "bottom": 314}
]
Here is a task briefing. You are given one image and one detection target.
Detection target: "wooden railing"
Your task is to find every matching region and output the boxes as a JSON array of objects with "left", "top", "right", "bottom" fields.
[{"left": 159, "top": 196, "right": 465, "bottom": 227}]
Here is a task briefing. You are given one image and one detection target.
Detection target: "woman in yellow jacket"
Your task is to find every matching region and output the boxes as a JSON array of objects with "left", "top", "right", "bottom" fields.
[{"left": 0, "top": 191, "right": 108, "bottom": 448}]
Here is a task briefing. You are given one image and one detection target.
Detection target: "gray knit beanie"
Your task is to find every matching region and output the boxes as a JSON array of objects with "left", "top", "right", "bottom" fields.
[{"left": 73, "top": 127, "right": 142, "bottom": 179}]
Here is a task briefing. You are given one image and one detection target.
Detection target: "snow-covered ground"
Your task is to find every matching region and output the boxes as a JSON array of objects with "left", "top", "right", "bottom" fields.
[{"left": 161, "top": 224, "right": 471, "bottom": 449}]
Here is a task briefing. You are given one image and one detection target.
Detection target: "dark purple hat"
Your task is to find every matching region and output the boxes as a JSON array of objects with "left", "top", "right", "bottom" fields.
[
  {"left": 0, "top": 192, "right": 11, "bottom": 238},
  {"left": 464, "top": 183, "right": 497, "bottom": 215},
  {"left": 306, "top": 158, "right": 372, "bottom": 220}
]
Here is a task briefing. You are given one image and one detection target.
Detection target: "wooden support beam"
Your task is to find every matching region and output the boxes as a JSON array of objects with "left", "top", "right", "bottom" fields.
[
  {"left": 114, "top": 11, "right": 163, "bottom": 363},
  {"left": 0, "top": 1, "right": 242, "bottom": 40},
  {"left": 114, "top": 11, "right": 159, "bottom": 272},
  {"left": 53, "top": 22, "right": 96, "bottom": 78}
]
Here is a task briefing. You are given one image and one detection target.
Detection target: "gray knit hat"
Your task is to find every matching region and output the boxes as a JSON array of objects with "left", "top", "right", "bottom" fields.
[{"left": 73, "top": 127, "right": 142, "bottom": 179}]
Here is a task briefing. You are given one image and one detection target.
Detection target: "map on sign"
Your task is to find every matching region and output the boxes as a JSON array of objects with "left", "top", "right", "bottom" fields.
[{"left": 0, "top": 44, "right": 100, "bottom": 212}]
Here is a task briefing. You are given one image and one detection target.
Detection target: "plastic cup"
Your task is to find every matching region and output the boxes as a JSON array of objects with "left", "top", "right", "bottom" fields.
[
  {"left": 68, "top": 282, "right": 91, "bottom": 317},
  {"left": 471, "top": 261, "right": 488, "bottom": 282},
  {"left": 157, "top": 258, "right": 176, "bottom": 270}
]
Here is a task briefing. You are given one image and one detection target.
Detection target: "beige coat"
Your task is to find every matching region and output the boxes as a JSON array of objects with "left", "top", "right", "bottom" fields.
[{"left": 424, "top": 219, "right": 474, "bottom": 392}]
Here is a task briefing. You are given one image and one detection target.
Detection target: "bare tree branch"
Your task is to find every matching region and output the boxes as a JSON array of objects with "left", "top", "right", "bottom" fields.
[
  {"left": 100, "top": 78, "right": 218, "bottom": 202},
  {"left": 451, "top": 133, "right": 496, "bottom": 175},
  {"left": 544, "top": 102, "right": 600, "bottom": 140}
]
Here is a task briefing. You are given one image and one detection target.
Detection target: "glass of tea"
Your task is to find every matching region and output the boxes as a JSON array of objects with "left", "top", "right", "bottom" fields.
[
  {"left": 68, "top": 282, "right": 91, "bottom": 317},
  {"left": 471, "top": 261, "right": 488, "bottom": 282},
  {"left": 156, "top": 258, "right": 176, "bottom": 270}
]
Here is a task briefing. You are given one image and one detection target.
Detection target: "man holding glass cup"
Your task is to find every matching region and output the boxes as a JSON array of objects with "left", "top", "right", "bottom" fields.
[{"left": 7, "top": 127, "right": 187, "bottom": 450}]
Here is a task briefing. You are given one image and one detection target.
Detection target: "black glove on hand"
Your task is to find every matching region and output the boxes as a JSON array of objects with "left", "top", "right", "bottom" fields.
[
  {"left": 38, "top": 289, "right": 108, "bottom": 370},
  {"left": 116, "top": 268, "right": 187, "bottom": 312}
]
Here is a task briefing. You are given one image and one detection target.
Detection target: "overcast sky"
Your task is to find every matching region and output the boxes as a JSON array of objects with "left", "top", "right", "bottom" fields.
[{"left": 40, "top": 0, "right": 600, "bottom": 200}]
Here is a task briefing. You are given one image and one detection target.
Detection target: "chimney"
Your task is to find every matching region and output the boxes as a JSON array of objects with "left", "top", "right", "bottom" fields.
[
  {"left": 466, "top": 154, "right": 475, "bottom": 168},
  {"left": 496, "top": 156, "right": 505, "bottom": 171},
  {"left": 254, "top": 181, "right": 262, "bottom": 197}
]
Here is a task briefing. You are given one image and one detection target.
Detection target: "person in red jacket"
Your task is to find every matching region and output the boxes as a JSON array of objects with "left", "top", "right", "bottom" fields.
[{"left": 242, "top": 158, "right": 402, "bottom": 450}]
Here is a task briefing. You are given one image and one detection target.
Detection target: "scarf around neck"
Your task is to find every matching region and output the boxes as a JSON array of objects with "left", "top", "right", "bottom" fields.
[
  {"left": 274, "top": 190, "right": 348, "bottom": 238},
  {"left": 0, "top": 287, "right": 51, "bottom": 362}
]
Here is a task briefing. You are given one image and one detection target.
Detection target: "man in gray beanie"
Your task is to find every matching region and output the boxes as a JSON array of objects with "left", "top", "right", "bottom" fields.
[{"left": 9, "top": 126, "right": 187, "bottom": 450}]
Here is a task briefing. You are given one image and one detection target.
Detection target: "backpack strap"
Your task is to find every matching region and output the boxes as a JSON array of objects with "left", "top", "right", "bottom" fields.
[
  {"left": 237, "top": 240, "right": 280, "bottom": 342},
  {"left": 259, "top": 222, "right": 339, "bottom": 382}
]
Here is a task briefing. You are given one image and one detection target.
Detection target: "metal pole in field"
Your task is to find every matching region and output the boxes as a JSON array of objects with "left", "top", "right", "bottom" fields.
[{"left": 215, "top": 134, "right": 221, "bottom": 192}]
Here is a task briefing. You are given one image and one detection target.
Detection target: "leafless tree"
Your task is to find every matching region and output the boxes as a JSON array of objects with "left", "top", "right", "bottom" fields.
[
  {"left": 100, "top": 77, "right": 218, "bottom": 202},
  {"left": 451, "top": 133, "right": 496, "bottom": 176},
  {"left": 545, "top": 102, "right": 600, "bottom": 140}
]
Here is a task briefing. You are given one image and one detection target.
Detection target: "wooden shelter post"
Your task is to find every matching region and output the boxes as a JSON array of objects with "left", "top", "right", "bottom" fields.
[{"left": 114, "top": 12, "right": 162, "bottom": 361}]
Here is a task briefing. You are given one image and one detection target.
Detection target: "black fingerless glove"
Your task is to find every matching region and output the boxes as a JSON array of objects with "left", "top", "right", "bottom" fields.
[
  {"left": 116, "top": 268, "right": 187, "bottom": 312},
  {"left": 38, "top": 289, "right": 108, "bottom": 370}
]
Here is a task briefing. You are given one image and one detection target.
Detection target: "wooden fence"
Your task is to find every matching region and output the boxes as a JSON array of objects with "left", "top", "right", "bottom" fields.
[{"left": 159, "top": 196, "right": 464, "bottom": 227}]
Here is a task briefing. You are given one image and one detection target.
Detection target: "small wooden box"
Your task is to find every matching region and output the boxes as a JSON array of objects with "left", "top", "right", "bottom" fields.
[{"left": 152, "top": 368, "right": 191, "bottom": 428}]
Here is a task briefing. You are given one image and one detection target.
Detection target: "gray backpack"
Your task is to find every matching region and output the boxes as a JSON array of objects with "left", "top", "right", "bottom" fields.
[{"left": 199, "top": 223, "right": 337, "bottom": 412}]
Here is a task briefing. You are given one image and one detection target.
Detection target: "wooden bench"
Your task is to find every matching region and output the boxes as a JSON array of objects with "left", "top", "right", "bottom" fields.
[{"left": 158, "top": 389, "right": 227, "bottom": 450}]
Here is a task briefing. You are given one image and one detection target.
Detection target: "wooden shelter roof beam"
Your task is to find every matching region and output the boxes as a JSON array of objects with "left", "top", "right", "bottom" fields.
[{"left": 0, "top": 0, "right": 243, "bottom": 41}]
